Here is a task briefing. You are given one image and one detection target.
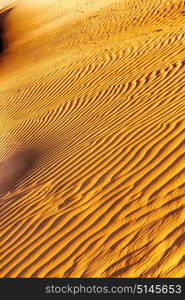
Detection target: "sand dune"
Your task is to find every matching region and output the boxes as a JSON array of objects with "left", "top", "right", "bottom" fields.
[{"left": 0, "top": 0, "right": 185, "bottom": 278}]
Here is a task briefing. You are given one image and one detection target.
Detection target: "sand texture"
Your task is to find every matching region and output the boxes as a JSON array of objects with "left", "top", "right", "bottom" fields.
[{"left": 0, "top": 0, "right": 185, "bottom": 278}]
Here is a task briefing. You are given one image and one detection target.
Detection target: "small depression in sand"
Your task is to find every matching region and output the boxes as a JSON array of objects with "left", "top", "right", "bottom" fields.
[{"left": 0, "top": 150, "right": 36, "bottom": 196}]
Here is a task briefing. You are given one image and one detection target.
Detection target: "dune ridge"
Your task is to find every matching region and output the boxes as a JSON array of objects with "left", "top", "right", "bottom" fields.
[{"left": 0, "top": 0, "right": 185, "bottom": 277}]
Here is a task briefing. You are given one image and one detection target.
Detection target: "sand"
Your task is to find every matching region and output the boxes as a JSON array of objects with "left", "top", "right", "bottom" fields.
[{"left": 0, "top": 0, "right": 184, "bottom": 278}]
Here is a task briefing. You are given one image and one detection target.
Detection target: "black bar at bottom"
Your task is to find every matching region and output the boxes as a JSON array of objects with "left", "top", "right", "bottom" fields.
[{"left": 0, "top": 278, "right": 184, "bottom": 299}]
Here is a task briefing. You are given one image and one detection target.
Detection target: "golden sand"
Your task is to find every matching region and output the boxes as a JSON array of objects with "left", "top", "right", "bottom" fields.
[{"left": 0, "top": 0, "right": 185, "bottom": 278}]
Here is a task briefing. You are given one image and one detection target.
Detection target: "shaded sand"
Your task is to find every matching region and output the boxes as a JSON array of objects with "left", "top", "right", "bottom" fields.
[
  {"left": 0, "top": 150, "right": 37, "bottom": 196},
  {"left": 0, "top": 0, "right": 185, "bottom": 278}
]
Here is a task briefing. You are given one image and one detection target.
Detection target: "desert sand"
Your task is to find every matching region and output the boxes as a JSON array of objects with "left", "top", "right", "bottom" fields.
[{"left": 0, "top": 0, "right": 184, "bottom": 278}]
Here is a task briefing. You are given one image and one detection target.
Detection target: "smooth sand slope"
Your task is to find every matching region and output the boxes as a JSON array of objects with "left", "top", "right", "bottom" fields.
[{"left": 0, "top": 0, "right": 185, "bottom": 278}]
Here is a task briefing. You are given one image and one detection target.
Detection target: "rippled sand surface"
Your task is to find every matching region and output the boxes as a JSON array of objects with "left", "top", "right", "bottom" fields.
[{"left": 0, "top": 0, "right": 185, "bottom": 277}]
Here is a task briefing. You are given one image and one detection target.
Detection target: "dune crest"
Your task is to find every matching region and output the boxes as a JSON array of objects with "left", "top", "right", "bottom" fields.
[{"left": 0, "top": 0, "right": 185, "bottom": 278}]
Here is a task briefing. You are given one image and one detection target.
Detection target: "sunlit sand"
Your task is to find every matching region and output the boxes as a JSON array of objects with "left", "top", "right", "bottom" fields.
[{"left": 0, "top": 0, "right": 185, "bottom": 278}]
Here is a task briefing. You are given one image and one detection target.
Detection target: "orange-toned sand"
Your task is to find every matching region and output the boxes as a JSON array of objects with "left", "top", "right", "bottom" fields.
[{"left": 0, "top": 0, "right": 185, "bottom": 278}]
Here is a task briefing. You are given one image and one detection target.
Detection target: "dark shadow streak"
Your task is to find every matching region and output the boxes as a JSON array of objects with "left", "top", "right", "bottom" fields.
[{"left": 0, "top": 8, "right": 13, "bottom": 55}]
